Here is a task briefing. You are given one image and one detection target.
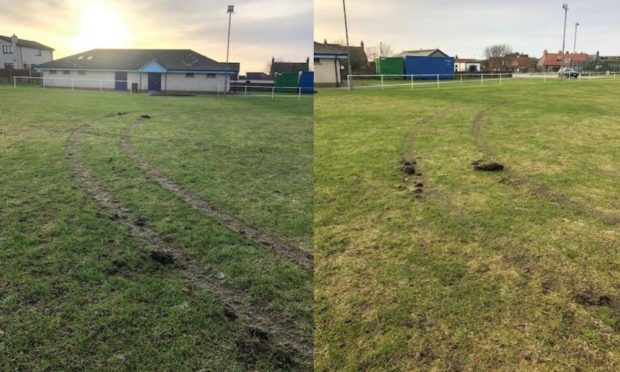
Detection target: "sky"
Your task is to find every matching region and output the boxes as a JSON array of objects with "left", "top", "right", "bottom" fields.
[
  {"left": 315, "top": 0, "right": 620, "bottom": 59},
  {"left": 0, "top": 0, "right": 313, "bottom": 74}
]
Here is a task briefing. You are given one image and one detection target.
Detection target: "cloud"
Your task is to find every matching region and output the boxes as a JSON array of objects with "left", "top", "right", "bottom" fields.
[
  {"left": 0, "top": 0, "right": 312, "bottom": 73},
  {"left": 315, "top": 0, "right": 620, "bottom": 58}
]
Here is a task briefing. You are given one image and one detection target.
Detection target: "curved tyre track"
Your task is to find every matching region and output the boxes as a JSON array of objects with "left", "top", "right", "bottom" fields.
[
  {"left": 120, "top": 118, "right": 313, "bottom": 270},
  {"left": 400, "top": 107, "right": 458, "bottom": 199},
  {"left": 473, "top": 108, "right": 620, "bottom": 226},
  {"left": 67, "top": 121, "right": 312, "bottom": 367}
]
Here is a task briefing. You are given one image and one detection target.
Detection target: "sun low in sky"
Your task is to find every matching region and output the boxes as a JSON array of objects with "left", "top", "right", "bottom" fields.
[
  {"left": 68, "top": 1, "right": 133, "bottom": 52},
  {"left": 0, "top": 0, "right": 312, "bottom": 74}
]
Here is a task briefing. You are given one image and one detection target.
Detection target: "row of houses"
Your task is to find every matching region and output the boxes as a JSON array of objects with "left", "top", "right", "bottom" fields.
[{"left": 313, "top": 39, "right": 619, "bottom": 86}]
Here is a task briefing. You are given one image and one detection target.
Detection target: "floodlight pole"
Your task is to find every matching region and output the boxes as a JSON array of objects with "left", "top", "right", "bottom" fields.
[
  {"left": 343, "top": 0, "right": 353, "bottom": 90},
  {"left": 226, "top": 5, "right": 234, "bottom": 63},
  {"left": 561, "top": 3, "right": 569, "bottom": 69},
  {"left": 572, "top": 22, "right": 580, "bottom": 69}
]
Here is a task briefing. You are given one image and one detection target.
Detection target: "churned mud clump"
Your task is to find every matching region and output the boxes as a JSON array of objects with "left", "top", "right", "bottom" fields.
[
  {"left": 401, "top": 159, "right": 418, "bottom": 175},
  {"left": 472, "top": 159, "right": 504, "bottom": 172}
]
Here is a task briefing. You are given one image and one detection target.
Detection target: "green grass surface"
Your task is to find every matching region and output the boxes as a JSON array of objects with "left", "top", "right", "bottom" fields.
[
  {"left": 0, "top": 86, "right": 312, "bottom": 370},
  {"left": 314, "top": 79, "right": 620, "bottom": 370}
]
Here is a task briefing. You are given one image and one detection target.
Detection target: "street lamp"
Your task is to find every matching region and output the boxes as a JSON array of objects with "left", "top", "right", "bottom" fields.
[
  {"left": 573, "top": 22, "right": 580, "bottom": 69},
  {"left": 561, "top": 3, "right": 569, "bottom": 69},
  {"left": 226, "top": 5, "right": 234, "bottom": 63},
  {"left": 342, "top": 0, "right": 353, "bottom": 90}
]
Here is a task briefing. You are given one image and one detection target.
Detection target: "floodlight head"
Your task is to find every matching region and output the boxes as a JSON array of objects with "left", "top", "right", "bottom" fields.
[
  {"left": 227, "top": 5, "right": 234, "bottom": 13},
  {"left": 562, "top": 3, "right": 568, "bottom": 10},
  {"left": 576, "top": 22, "right": 580, "bottom": 26}
]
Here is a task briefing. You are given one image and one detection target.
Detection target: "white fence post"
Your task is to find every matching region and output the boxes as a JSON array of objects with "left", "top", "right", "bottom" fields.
[
  {"left": 271, "top": 86, "right": 275, "bottom": 99},
  {"left": 410, "top": 75, "right": 414, "bottom": 90},
  {"left": 381, "top": 75, "right": 384, "bottom": 90},
  {"left": 500, "top": 73, "right": 503, "bottom": 86},
  {"left": 13, "top": 76, "right": 16, "bottom": 89},
  {"left": 481, "top": 74, "right": 484, "bottom": 86},
  {"left": 347, "top": 75, "right": 352, "bottom": 91},
  {"left": 71, "top": 79, "right": 74, "bottom": 91},
  {"left": 298, "top": 87, "right": 302, "bottom": 100},
  {"left": 244, "top": 86, "right": 248, "bottom": 97}
]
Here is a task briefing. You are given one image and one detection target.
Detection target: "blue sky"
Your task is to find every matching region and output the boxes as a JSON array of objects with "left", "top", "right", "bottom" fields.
[
  {"left": 0, "top": 0, "right": 313, "bottom": 73},
  {"left": 314, "top": 0, "right": 620, "bottom": 59}
]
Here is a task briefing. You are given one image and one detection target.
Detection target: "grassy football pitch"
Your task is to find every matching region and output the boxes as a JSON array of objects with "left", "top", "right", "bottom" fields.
[
  {"left": 0, "top": 86, "right": 313, "bottom": 370},
  {"left": 314, "top": 78, "right": 620, "bottom": 370}
]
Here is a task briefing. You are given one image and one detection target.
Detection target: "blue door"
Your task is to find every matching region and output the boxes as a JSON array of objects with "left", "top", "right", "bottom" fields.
[
  {"left": 148, "top": 73, "right": 162, "bottom": 92},
  {"left": 115, "top": 71, "right": 127, "bottom": 91}
]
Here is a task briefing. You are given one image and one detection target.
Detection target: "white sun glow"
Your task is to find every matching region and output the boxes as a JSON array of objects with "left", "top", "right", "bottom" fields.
[{"left": 69, "top": 1, "right": 132, "bottom": 52}]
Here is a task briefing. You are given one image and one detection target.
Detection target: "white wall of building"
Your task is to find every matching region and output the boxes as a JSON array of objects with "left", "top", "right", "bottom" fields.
[
  {"left": 315, "top": 57, "right": 342, "bottom": 85},
  {"left": 0, "top": 39, "right": 14, "bottom": 68},
  {"left": 20, "top": 48, "right": 53, "bottom": 69},
  {"left": 41, "top": 70, "right": 118, "bottom": 90},
  {"left": 165, "top": 73, "right": 229, "bottom": 92},
  {"left": 455, "top": 62, "right": 481, "bottom": 73},
  {"left": 40, "top": 70, "right": 230, "bottom": 92}
]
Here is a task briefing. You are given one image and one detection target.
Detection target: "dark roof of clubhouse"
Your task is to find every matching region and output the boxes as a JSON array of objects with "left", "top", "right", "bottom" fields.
[{"left": 36, "top": 49, "right": 237, "bottom": 72}]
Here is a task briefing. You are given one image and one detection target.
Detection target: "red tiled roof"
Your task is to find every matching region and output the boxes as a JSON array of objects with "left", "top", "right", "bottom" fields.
[{"left": 539, "top": 52, "right": 589, "bottom": 66}]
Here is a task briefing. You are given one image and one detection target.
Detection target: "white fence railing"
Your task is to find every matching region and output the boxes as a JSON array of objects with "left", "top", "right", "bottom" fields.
[
  {"left": 346, "top": 72, "right": 619, "bottom": 91},
  {"left": 13, "top": 76, "right": 134, "bottom": 92},
  {"left": 12, "top": 76, "right": 314, "bottom": 99}
]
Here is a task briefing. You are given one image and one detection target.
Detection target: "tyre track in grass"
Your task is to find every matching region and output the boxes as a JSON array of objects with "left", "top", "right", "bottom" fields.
[
  {"left": 120, "top": 118, "right": 313, "bottom": 270},
  {"left": 67, "top": 120, "right": 313, "bottom": 369},
  {"left": 473, "top": 107, "right": 620, "bottom": 226},
  {"left": 399, "top": 107, "right": 458, "bottom": 199}
]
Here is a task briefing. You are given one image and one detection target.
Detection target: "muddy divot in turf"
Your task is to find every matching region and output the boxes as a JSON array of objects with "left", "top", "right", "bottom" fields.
[
  {"left": 120, "top": 117, "right": 313, "bottom": 269},
  {"left": 150, "top": 250, "right": 175, "bottom": 265},
  {"left": 472, "top": 159, "right": 504, "bottom": 172},
  {"left": 66, "top": 120, "right": 312, "bottom": 368},
  {"left": 472, "top": 107, "right": 620, "bottom": 226}
]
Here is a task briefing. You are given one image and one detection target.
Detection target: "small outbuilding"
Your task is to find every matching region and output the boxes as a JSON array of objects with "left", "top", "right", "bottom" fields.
[
  {"left": 313, "top": 41, "right": 348, "bottom": 87},
  {"left": 36, "top": 49, "right": 238, "bottom": 93}
]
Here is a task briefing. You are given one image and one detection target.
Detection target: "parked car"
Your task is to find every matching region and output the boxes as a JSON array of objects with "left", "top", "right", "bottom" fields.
[{"left": 558, "top": 67, "right": 579, "bottom": 78}]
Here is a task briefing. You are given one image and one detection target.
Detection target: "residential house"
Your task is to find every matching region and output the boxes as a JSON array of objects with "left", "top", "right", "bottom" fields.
[
  {"left": 537, "top": 50, "right": 589, "bottom": 71},
  {"left": 505, "top": 53, "right": 534, "bottom": 72},
  {"left": 36, "top": 49, "right": 238, "bottom": 92},
  {"left": 313, "top": 41, "right": 348, "bottom": 87},
  {"left": 0, "top": 34, "right": 53, "bottom": 70},
  {"left": 454, "top": 57, "right": 482, "bottom": 73}
]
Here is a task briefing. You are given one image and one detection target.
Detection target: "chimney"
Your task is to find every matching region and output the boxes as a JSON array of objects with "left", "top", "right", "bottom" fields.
[
  {"left": 324, "top": 39, "right": 327, "bottom": 44},
  {"left": 544, "top": 49, "right": 548, "bottom": 56},
  {"left": 360, "top": 40, "right": 364, "bottom": 49},
  {"left": 272, "top": 56, "right": 275, "bottom": 64},
  {"left": 11, "top": 34, "right": 21, "bottom": 67}
]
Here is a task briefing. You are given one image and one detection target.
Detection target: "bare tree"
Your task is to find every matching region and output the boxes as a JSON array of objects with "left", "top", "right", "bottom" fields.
[
  {"left": 366, "top": 43, "right": 395, "bottom": 60},
  {"left": 483, "top": 44, "right": 513, "bottom": 72}
]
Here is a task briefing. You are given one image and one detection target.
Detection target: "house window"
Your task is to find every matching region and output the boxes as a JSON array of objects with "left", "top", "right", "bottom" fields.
[
  {"left": 4, "top": 63, "right": 14, "bottom": 69},
  {"left": 62, "top": 70, "right": 71, "bottom": 75},
  {"left": 36, "top": 49, "right": 41, "bottom": 56},
  {"left": 78, "top": 71, "right": 86, "bottom": 75},
  {"left": 49, "top": 70, "right": 57, "bottom": 75},
  {"left": 2, "top": 45, "right": 13, "bottom": 54},
  {"left": 185, "top": 73, "right": 195, "bottom": 78},
  {"left": 206, "top": 73, "right": 216, "bottom": 78},
  {"left": 314, "top": 57, "right": 321, "bottom": 64}
]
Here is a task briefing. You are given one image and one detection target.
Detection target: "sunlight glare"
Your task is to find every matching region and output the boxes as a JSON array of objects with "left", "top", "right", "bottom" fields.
[{"left": 69, "top": 1, "right": 132, "bottom": 52}]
